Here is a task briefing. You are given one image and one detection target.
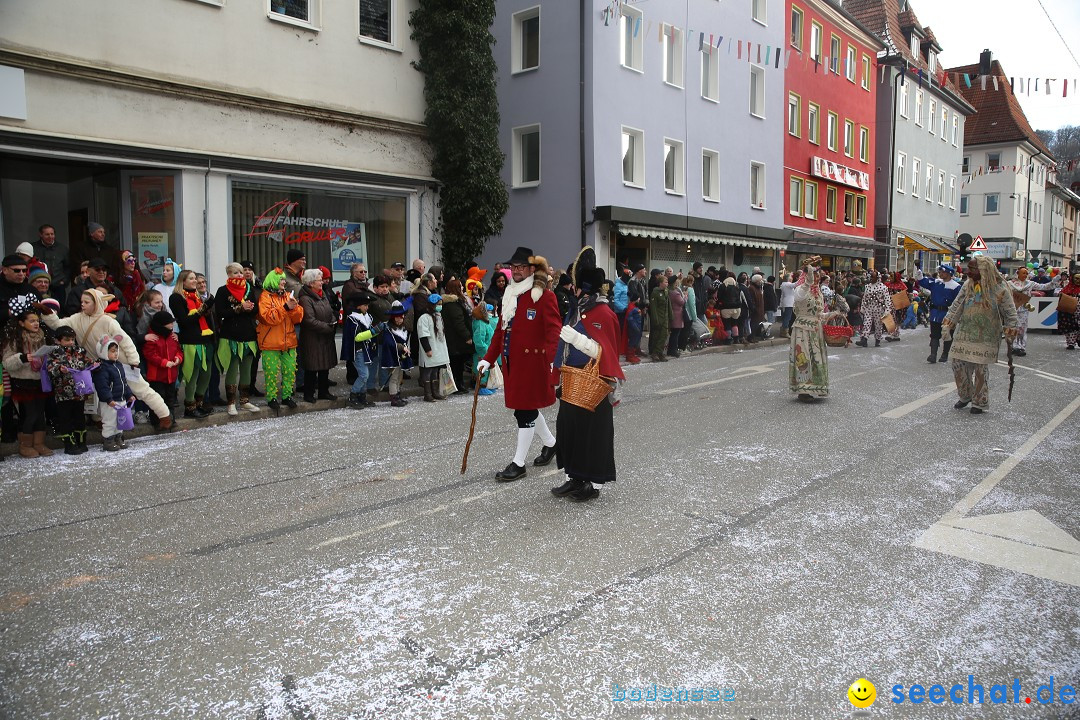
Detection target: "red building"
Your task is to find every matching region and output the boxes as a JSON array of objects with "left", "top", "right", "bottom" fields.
[{"left": 784, "top": 0, "right": 884, "bottom": 272}]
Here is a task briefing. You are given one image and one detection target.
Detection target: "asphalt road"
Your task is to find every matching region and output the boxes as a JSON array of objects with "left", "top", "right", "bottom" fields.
[{"left": 1, "top": 327, "right": 1077, "bottom": 720}]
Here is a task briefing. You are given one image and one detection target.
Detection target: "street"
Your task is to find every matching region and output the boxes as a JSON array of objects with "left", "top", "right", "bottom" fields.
[{"left": 1, "top": 328, "right": 1078, "bottom": 720}]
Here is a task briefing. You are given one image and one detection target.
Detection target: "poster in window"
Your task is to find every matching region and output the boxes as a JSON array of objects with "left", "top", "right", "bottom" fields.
[
  {"left": 331, "top": 223, "right": 367, "bottom": 282},
  {"left": 137, "top": 232, "right": 169, "bottom": 281}
]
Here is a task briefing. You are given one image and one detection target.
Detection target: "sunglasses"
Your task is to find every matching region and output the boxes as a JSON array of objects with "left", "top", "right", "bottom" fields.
[{"left": 8, "top": 268, "right": 28, "bottom": 274}]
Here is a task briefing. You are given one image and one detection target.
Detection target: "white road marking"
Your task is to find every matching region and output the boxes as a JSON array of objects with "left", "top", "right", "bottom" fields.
[
  {"left": 846, "top": 367, "right": 885, "bottom": 379},
  {"left": 312, "top": 468, "right": 565, "bottom": 549},
  {"left": 943, "top": 393, "right": 1080, "bottom": 521},
  {"left": 878, "top": 383, "right": 955, "bottom": 419},
  {"left": 657, "top": 366, "right": 776, "bottom": 395},
  {"left": 914, "top": 393, "right": 1080, "bottom": 587},
  {"left": 995, "top": 361, "right": 1079, "bottom": 384}
]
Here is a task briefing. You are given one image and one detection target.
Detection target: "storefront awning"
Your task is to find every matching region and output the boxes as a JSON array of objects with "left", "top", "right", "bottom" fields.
[
  {"left": 898, "top": 232, "right": 954, "bottom": 254},
  {"left": 617, "top": 223, "right": 786, "bottom": 251},
  {"left": 787, "top": 230, "right": 878, "bottom": 259}
]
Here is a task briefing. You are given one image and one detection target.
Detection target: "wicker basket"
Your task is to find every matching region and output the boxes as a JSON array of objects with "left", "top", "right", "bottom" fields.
[
  {"left": 559, "top": 346, "right": 612, "bottom": 411},
  {"left": 823, "top": 316, "right": 853, "bottom": 347}
]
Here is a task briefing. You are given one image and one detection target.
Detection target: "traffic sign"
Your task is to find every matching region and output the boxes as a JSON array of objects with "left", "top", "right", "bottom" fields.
[{"left": 969, "top": 235, "right": 988, "bottom": 252}]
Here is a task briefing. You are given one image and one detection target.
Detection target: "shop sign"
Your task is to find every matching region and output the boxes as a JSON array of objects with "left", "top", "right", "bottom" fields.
[
  {"left": 984, "top": 242, "right": 1015, "bottom": 259},
  {"left": 811, "top": 156, "right": 869, "bottom": 191},
  {"left": 246, "top": 199, "right": 353, "bottom": 246},
  {"left": 331, "top": 224, "right": 368, "bottom": 282},
  {"left": 137, "top": 232, "right": 169, "bottom": 281}
]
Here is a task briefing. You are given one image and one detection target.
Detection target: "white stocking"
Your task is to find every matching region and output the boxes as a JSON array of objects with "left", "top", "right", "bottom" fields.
[
  {"left": 512, "top": 427, "right": 535, "bottom": 466},
  {"left": 534, "top": 412, "right": 555, "bottom": 447}
]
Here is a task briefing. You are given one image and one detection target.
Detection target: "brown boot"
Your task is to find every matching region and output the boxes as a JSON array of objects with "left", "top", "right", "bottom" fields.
[
  {"left": 157, "top": 414, "right": 176, "bottom": 432},
  {"left": 225, "top": 384, "right": 238, "bottom": 416},
  {"left": 18, "top": 433, "right": 38, "bottom": 458},
  {"left": 32, "top": 431, "right": 53, "bottom": 457}
]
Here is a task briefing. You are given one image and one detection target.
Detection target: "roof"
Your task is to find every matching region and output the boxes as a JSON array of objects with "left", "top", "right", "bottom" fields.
[
  {"left": 945, "top": 58, "right": 1055, "bottom": 159},
  {"left": 843, "top": 0, "right": 969, "bottom": 110}
]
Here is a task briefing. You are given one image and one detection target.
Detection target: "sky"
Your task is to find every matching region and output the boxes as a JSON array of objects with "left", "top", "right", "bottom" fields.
[{"left": 916, "top": 0, "right": 1080, "bottom": 132}]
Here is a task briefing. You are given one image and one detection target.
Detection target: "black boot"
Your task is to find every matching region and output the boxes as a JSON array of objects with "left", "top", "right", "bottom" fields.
[
  {"left": 551, "top": 477, "right": 584, "bottom": 497},
  {"left": 855, "top": 338, "right": 868, "bottom": 347},
  {"left": 568, "top": 481, "right": 600, "bottom": 502},
  {"left": 939, "top": 341, "right": 951, "bottom": 362},
  {"left": 63, "top": 437, "right": 80, "bottom": 456},
  {"left": 927, "top": 343, "right": 938, "bottom": 363},
  {"left": 533, "top": 443, "right": 557, "bottom": 466},
  {"left": 423, "top": 379, "right": 436, "bottom": 403},
  {"left": 495, "top": 462, "right": 526, "bottom": 481}
]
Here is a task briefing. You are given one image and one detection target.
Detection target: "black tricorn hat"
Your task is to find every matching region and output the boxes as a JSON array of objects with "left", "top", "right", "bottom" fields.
[{"left": 505, "top": 246, "right": 534, "bottom": 265}]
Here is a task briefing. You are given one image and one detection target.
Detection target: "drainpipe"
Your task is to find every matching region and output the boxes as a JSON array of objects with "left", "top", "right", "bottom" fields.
[
  {"left": 881, "top": 55, "right": 906, "bottom": 270},
  {"left": 1023, "top": 149, "right": 1046, "bottom": 265},
  {"left": 579, "top": 0, "right": 587, "bottom": 249},
  {"left": 204, "top": 158, "right": 212, "bottom": 279}
]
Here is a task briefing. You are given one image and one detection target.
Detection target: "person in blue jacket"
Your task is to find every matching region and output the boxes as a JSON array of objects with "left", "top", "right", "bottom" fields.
[
  {"left": 92, "top": 335, "right": 134, "bottom": 451},
  {"left": 917, "top": 263, "right": 961, "bottom": 363}
]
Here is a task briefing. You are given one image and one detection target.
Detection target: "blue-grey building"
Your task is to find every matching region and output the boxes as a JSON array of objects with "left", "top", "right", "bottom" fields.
[{"left": 482, "top": 0, "right": 789, "bottom": 278}]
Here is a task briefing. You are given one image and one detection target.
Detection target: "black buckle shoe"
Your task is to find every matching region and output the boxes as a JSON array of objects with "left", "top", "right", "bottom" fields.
[
  {"left": 551, "top": 478, "right": 582, "bottom": 496},
  {"left": 282, "top": 397, "right": 297, "bottom": 409},
  {"left": 954, "top": 400, "right": 970, "bottom": 409},
  {"left": 568, "top": 483, "right": 600, "bottom": 502},
  {"left": 533, "top": 444, "right": 557, "bottom": 466},
  {"left": 495, "top": 462, "right": 526, "bottom": 481},
  {"left": 970, "top": 407, "right": 984, "bottom": 415}
]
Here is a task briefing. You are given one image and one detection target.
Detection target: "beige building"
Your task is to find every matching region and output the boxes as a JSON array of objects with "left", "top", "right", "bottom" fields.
[{"left": 0, "top": 0, "right": 436, "bottom": 286}]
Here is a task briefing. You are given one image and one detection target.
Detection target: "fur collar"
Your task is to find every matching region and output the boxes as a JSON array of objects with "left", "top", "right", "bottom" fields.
[{"left": 500, "top": 273, "right": 543, "bottom": 327}]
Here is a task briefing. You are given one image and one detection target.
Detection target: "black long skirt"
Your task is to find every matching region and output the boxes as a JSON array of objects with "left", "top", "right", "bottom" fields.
[{"left": 555, "top": 396, "right": 616, "bottom": 484}]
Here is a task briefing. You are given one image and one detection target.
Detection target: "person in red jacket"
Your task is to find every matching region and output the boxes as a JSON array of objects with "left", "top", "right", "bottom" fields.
[
  {"left": 551, "top": 253, "right": 625, "bottom": 501},
  {"left": 477, "top": 247, "right": 562, "bottom": 481},
  {"left": 142, "top": 310, "right": 184, "bottom": 429}
]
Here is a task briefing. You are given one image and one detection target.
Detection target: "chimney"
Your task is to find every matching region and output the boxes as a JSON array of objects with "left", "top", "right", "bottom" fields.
[{"left": 979, "top": 49, "right": 992, "bottom": 76}]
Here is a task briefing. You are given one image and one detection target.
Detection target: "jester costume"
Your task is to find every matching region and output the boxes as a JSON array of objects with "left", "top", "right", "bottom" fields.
[
  {"left": 789, "top": 266, "right": 829, "bottom": 400},
  {"left": 214, "top": 275, "right": 261, "bottom": 413}
]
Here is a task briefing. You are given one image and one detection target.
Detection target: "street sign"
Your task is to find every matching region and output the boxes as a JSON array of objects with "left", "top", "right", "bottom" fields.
[
  {"left": 969, "top": 235, "right": 988, "bottom": 252},
  {"left": 1015, "top": 250, "right": 1026, "bottom": 260}
]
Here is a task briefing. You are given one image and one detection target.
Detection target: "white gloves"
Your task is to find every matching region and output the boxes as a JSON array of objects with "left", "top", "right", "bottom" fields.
[
  {"left": 476, "top": 359, "right": 491, "bottom": 374},
  {"left": 559, "top": 325, "right": 600, "bottom": 358}
]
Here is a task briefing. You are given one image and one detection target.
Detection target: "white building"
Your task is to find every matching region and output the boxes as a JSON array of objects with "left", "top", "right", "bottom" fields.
[{"left": 0, "top": 0, "right": 436, "bottom": 287}]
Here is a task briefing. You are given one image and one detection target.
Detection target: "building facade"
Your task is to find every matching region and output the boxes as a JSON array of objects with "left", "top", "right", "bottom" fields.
[
  {"left": 784, "top": 0, "right": 884, "bottom": 273},
  {"left": 486, "top": 0, "right": 788, "bottom": 278},
  {"left": 0, "top": 0, "right": 436, "bottom": 288},
  {"left": 844, "top": 0, "right": 973, "bottom": 270},
  {"left": 1045, "top": 181, "right": 1079, "bottom": 268},
  {"left": 948, "top": 51, "right": 1056, "bottom": 271}
]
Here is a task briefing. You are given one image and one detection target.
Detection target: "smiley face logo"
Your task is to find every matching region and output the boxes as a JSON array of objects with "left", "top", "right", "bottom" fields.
[{"left": 848, "top": 678, "right": 876, "bottom": 708}]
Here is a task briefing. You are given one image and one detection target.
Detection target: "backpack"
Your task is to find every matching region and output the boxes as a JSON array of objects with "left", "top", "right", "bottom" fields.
[{"left": 721, "top": 284, "right": 741, "bottom": 309}]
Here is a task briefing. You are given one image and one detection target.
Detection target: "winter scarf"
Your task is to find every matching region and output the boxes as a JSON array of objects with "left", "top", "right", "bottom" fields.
[{"left": 183, "top": 288, "right": 212, "bottom": 336}]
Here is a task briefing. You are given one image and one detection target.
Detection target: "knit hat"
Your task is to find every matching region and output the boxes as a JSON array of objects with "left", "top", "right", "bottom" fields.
[
  {"left": 53, "top": 326, "right": 76, "bottom": 341},
  {"left": 239, "top": 260, "right": 255, "bottom": 271},
  {"left": 2, "top": 254, "right": 26, "bottom": 267},
  {"left": 263, "top": 268, "right": 286, "bottom": 291},
  {"left": 286, "top": 248, "right": 306, "bottom": 266},
  {"left": 87, "top": 222, "right": 104, "bottom": 234},
  {"left": 150, "top": 310, "right": 176, "bottom": 333},
  {"left": 319, "top": 265, "right": 332, "bottom": 281},
  {"left": 28, "top": 266, "right": 51, "bottom": 284},
  {"left": 428, "top": 293, "right": 442, "bottom": 306},
  {"left": 15, "top": 242, "right": 33, "bottom": 258},
  {"left": 96, "top": 333, "right": 121, "bottom": 360}
]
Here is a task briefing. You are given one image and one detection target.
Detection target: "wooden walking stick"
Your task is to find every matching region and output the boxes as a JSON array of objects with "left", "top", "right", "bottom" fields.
[
  {"left": 460, "top": 372, "right": 484, "bottom": 474},
  {"left": 1006, "top": 338, "right": 1016, "bottom": 402}
]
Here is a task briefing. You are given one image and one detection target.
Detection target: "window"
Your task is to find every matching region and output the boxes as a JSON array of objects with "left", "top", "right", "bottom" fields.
[
  {"left": 855, "top": 195, "right": 866, "bottom": 227},
  {"left": 749, "top": 65, "right": 765, "bottom": 117},
  {"left": 788, "top": 93, "right": 801, "bottom": 136},
  {"left": 925, "top": 163, "right": 933, "bottom": 202},
  {"left": 621, "top": 127, "right": 644, "bottom": 187},
  {"left": 512, "top": 125, "right": 541, "bottom": 187},
  {"left": 915, "top": 90, "right": 923, "bottom": 125},
  {"left": 845, "top": 46, "right": 856, "bottom": 82},
  {"left": 827, "top": 112, "right": 838, "bottom": 151},
  {"left": 912, "top": 157, "right": 921, "bottom": 197},
  {"left": 949, "top": 175, "right": 956, "bottom": 209},
  {"left": 810, "top": 22, "right": 823, "bottom": 62},
  {"left": 270, "top": 0, "right": 316, "bottom": 26},
  {"left": 928, "top": 50, "right": 937, "bottom": 74},
  {"left": 790, "top": 176, "right": 804, "bottom": 216},
  {"left": 928, "top": 99, "right": 936, "bottom": 134},
  {"left": 962, "top": 156, "right": 969, "bottom": 174},
  {"left": 898, "top": 84, "right": 909, "bottom": 118},
  {"left": 662, "top": 24, "right": 685, "bottom": 87},
  {"left": 896, "top": 152, "right": 906, "bottom": 193},
  {"left": 752, "top": 0, "right": 766, "bottom": 25},
  {"left": 826, "top": 186, "right": 837, "bottom": 222},
  {"left": 910, "top": 32, "right": 919, "bottom": 57},
  {"left": 750, "top": 161, "right": 766, "bottom": 208},
  {"left": 844, "top": 191, "right": 855, "bottom": 225},
  {"left": 804, "top": 181, "right": 818, "bottom": 219},
  {"left": 830, "top": 34, "right": 841, "bottom": 74},
  {"left": 844, "top": 120, "right": 854, "bottom": 157},
  {"left": 663, "top": 139, "right": 684, "bottom": 194},
  {"left": 359, "top": 0, "right": 393, "bottom": 44},
  {"left": 790, "top": 6, "right": 803, "bottom": 50},
  {"left": 511, "top": 7, "right": 540, "bottom": 72},
  {"left": 952, "top": 115, "right": 959, "bottom": 145},
  {"left": 619, "top": 6, "right": 643, "bottom": 72},
  {"left": 985, "top": 193, "right": 1000, "bottom": 214},
  {"left": 861, "top": 55, "right": 871, "bottom": 90},
  {"left": 940, "top": 108, "right": 947, "bottom": 140},
  {"left": 702, "top": 149, "right": 720, "bottom": 202},
  {"left": 701, "top": 47, "right": 719, "bottom": 101},
  {"left": 960, "top": 194, "right": 969, "bottom": 215},
  {"left": 988, "top": 152, "right": 1001, "bottom": 172},
  {"left": 937, "top": 170, "right": 945, "bottom": 205},
  {"left": 808, "top": 103, "right": 820, "bottom": 144},
  {"left": 859, "top": 126, "right": 869, "bottom": 163}
]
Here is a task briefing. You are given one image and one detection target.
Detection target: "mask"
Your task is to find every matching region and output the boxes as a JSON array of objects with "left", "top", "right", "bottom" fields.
[{"left": 435, "top": 305, "right": 443, "bottom": 312}]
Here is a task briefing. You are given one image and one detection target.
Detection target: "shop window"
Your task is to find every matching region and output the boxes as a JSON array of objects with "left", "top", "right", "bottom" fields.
[
  {"left": 231, "top": 181, "right": 407, "bottom": 285},
  {"left": 129, "top": 175, "right": 178, "bottom": 282}
]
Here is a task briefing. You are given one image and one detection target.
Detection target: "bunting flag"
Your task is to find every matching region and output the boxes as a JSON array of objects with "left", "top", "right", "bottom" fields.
[
  {"left": 775, "top": 46, "right": 781, "bottom": 69},
  {"left": 765, "top": 45, "right": 771, "bottom": 65},
  {"left": 757, "top": 43, "right": 761, "bottom": 64},
  {"left": 992, "top": 76, "right": 998, "bottom": 91},
  {"left": 634, "top": 16, "right": 640, "bottom": 37},
  {"left": 1047, "top": 79, "right": 1054, "bottom": 95},
  {"left": 737, "top": 40, "right": 742, "bottom": 59}
]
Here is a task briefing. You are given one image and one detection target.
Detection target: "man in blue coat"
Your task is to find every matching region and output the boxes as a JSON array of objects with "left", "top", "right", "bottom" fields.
[{"left": 917, "top": 263, "right": 961, "bottom": 363}]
